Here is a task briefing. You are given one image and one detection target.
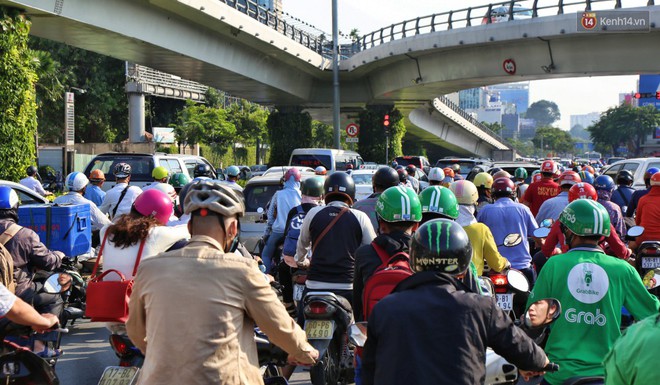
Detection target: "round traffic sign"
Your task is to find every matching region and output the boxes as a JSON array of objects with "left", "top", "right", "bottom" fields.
[
  {"left": 345, "top": 123, "right": 359, "bottom": 137},
  {"left": 503, "top": 59, "right": 516, "bottom": 75}
]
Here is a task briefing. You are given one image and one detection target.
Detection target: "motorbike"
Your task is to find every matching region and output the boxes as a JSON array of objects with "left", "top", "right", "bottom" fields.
[
  {"left": 48, "top": 260, "right": 87, "bottom": 328},
  {"left": 488, "top": 268, "right": 530, "bottom": 320},
  {"left": 97, "top": 323, "right": 142, "bottom": 385},
  {"left": 255, "top": 327, "right": 291, "bottom": 385},
  {"left": 302, "top": 291, "right": 354, "bottom": 385},
  {"left": 627, "top": 226, "right": 660, "bottom": 297}
]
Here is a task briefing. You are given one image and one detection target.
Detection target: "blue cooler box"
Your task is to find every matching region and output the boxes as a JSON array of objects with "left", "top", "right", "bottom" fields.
[{"left": 17, "top": 203, "right": 91, "bottom": 257}]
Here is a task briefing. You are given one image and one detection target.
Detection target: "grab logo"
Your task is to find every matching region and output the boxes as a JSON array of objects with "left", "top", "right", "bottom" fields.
[
  {"left": 565, "top": 308, "right": 607, "bottom": 326},
  {"left": 567, "top": 263, "right": 608, "bottom": 304}
]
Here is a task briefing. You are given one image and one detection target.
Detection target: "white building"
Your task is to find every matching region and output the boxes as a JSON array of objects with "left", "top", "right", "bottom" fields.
[{"left": 570, "top": 112, "right": 600, "bottom": 130}]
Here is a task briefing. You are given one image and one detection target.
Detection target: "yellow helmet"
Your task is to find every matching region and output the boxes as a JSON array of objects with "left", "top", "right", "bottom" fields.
[
  {"left": 152, "top": 166, "right": 169, "bottom": 180},
  {"left": 473, "top": 172, "right": 494, "bottom": 189}
]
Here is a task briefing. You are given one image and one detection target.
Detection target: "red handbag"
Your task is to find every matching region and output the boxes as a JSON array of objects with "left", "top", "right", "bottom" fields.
[{"left": 85, "top": 232, "right": 146, "bottom": 323}]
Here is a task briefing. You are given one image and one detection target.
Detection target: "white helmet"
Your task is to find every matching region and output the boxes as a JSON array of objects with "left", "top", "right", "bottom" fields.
[
  {"left": 428, "top": 167, "right": 445, "bottom": 182},
  {"left": 150, "top": 182, "right": 177, "bottom": 202},
  {"left": 449, "top": 180, "right": 479, "bottom": 205},
  {"left": 315, "top": 166, "right": 327, "bottom": 176},
  {"left": 66, "top": 172, "right": 89, "bottom": 192}
]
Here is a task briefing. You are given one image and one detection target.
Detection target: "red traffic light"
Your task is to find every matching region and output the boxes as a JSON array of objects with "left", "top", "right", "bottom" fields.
[
  {"left": 383, "top": 114, "right": 390, "bottom": 127},
  {"left": 656, "top": 92, "right": 660, "bottom": 100},
  {"left": 634, "top": 92, "right": 641, "bottom": 99}
]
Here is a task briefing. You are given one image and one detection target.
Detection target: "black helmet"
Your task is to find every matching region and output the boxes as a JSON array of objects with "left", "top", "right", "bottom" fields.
[
  {"left": 113, "top": 162, "right": 132, "bottom": 178},
  {"left": 324, "top": 172, "right": 356, "bottom": 204},
  {"left": 410, "top": 218, "right": 472, "bottom": 275},
  {"left": 396, "top": 168, "right": 408, "bottom": 183},
  {"left": 194, "top": 163, "right": 213, "bottom": 178},
  {"left": 301, "top": 176, "right": 324, "bottom": 197},
  {"left": 616, "top": 170, "right": 634, "bottom": 185},
  {"left": 487, "top": 167, "right": 502, "bottom": 176},
  {"left": 26, "top": 166, "right": 38, "bottom": 176},
  {"left": 405, "top": 164, "right": 417, "bottom": 176},
  {"left": 373, "top": 167, "right": 399, "bottom": 190}
]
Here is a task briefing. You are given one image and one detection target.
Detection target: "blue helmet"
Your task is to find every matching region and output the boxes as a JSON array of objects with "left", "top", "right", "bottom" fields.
[
  {"left": 226, "top": 165, "right": 240, "bottom": 177},
  {"left": 594, "top": 175, "right": 615, "bottom": 192},
  {"left": 644, "top": 167, "right": 660, "bottom": 180},
  {"left": 0, "top": 186, "right": 19, "bottom": 210},
  {"left": 577, "top": 171, "right": 594, "bottom": 185}
]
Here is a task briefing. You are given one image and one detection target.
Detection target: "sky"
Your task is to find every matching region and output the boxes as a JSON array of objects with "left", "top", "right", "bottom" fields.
[{"left": 283, "top": 0, "right": 642, "bottom": 130}]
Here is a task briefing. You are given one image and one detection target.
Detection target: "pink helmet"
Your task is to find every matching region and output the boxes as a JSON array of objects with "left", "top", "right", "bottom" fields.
[
  {"left": 284, "top": 168, "right": 302, "bottom": 182},
  {"left": 133, "top": 189, "right": 173, "bottom": 225}
]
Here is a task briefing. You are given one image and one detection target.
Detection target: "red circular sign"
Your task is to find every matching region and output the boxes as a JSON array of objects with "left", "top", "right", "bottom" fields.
[
  {"left": 345, "top": 123, "right": 359, "bottom": 137},
  {"left": 503, "top": 59, "right": 516, "bottom": 75}
]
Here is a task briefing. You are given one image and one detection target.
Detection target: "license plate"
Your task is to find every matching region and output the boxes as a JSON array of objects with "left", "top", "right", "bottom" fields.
[
  {"left": 293, "top": 284, "right": 305, "bottom": 302},
  {"left": 98, "top": 366, "right": 139, "bottom": 385},
  {"left": 496, "top": 293, "right": 513, "bottom": 311},
  {"left": 641, "top": 257, "right": 660, "bottom": 269},
  {"left": 304, "top": 320, "right": 334, "bottom": 340}
]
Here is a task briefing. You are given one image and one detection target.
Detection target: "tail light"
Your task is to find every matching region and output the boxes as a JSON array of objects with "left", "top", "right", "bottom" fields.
[
  {"left": 293, "top": 274, "right": 307, "bottom": 284},
  {"left": 110, "top": 335, "right": 130, "bottom": 356},
  {"left": 490, "top": 274, "right": 509, "bottom": 294},
  {"left": 640, "top": 247, "right": 660, "bottom": 255},
  {"left": 304, "top": 301, "right": 336, "bottom": 316}
]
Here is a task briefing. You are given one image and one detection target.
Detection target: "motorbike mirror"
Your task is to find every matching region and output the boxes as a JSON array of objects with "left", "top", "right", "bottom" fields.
[
  {"left": 478, "top": 276, "right": 495, "bottom": 297},
  {"left": 533, "top": 227, "right": 551, "bottom": 238},
  {"left": 523, "top": 298, "right": 562, "bottom": 329},
  {"left": 257, "top": 207, "right": 264, "bottom": 214},
  {"left": 43, "top": 272, "right": 72, "bottom": 294},
  {"left": 643, "top": 269, "right": 660, "bottom": 290},
  {"left": 502, "top": 233, "right": 523, "bottom": 247},
  {"left": 506, "top": 269, "right": 530, "bottom": 292},
  {"left": 348, "top": 322, "right": 368, "bottom": 347},
  {"left": 627, "top": 226, "right": 644, "bottom": 238},
  {"left": 539, "top": 218, "right": 554, "bottom": 228}
]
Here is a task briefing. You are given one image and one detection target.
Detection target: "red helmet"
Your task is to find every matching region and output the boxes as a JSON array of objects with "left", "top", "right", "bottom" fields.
[
  {"left": 651, "top": 172, "right": 660, "bottom": 187},
  {"left": 443, "top": 167, "right": 455, "bottom": 178},
  {"left": 133, "top": 189, "right": 173, "bottom": 225},
  {"left": 346, "top": 164, "right": 354, "bottom": 170},
  {"left": 558, "top": 171, "right": 581, "bottom": 187},
  {"left": 492, "top": 177, "right": 515, "bottom": 194},
  {"left": 568, "top": 182, "right": 598, "bottom": 202},
  {"left": 284, "top": 168, "right": 302, "bottom": 182},
  {"left": 541, "top": 160, "right": 557, "bottom": 174},
  {"left": 584, "top": 165, "right": 595, "bottom": 175},
  {"left": 532, "top": 173, "right": 543, "bottom": 184}
]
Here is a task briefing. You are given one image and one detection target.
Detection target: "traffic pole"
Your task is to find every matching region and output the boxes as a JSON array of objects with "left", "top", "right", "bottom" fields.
[{"left": 332, "top": 0, "right": 341, "bottom": 150}]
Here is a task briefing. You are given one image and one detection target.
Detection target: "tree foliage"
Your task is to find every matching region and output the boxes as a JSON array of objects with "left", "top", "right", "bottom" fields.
[
  {"left": 526, "top": 100, "right": 561, "bottom": 128},
  {"left": 172, "top": 100, "right": 236, "bottom": 155},
  {"left": 357, "top": 106, "right": 405, "bottom": 163},
  {"left": 481, "top": 121, "right": 504, "bottom": 134},
  {"left": 569, "top": 124, "right": 590, "bottom": 140},
  {"left": 311, "top": 121, "right": 333, "bottom": 148},
  {"left": 531, "top": 126, "right": 575, "bottom": 155},
  {"left": 267, "top": 107, "right": 312, "bottom": 165},
  {"left": 588, "top": 104, "right": 660, "bottom": 157},
  {"left": 507, "top": 139, "right": 536, "bottom": 157},
  {"left": 0, "top": 8, "right": 38, "bottom": 181}
]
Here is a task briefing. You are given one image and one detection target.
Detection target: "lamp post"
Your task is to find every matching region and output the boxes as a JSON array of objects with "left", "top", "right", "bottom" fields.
[
  {"left": 63, "top": 87, "right": 86, "bottom": 175},
  {"left": 331, "top": 0, "right": 341, "bottom": 149}
]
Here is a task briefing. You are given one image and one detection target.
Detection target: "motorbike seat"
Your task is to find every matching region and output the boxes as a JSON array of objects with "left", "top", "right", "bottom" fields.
[{"left": 64, "top": 307, "right": 84, "bottom": 319}]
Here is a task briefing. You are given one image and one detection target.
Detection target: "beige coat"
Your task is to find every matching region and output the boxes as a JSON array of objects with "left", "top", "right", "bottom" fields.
[{"left": 127, "top": 235, "right": 315, "bottom": 385}]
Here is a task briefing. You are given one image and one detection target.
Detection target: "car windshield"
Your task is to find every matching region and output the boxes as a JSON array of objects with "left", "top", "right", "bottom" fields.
[
  {"left": 243, "top": 183, "right": 281, "bottom": 212},
  {"left": 84, "top": 155, "right": 153, "bottom": 182},
  {"left": 435, "top": 160, "right": 476, "bottom": 175},
  {"left": 394, "top": 157, "right": 420, "bottom": 167},
  {"left": 251, "top": 165, "right": 268, "bottom": 172},
  {"left": 352, "top": 174, "right": 373, "bottom": 185}
]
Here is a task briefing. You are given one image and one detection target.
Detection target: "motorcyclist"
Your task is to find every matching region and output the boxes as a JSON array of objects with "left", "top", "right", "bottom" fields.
[
  {"left": 314, "top": 166, "right": 327, "bottom": 176},
  {"left": 0, "top": 283, "right": 59, "bottom": 333},
  {"left": 362, "top": 219, "right": 549, "bottom": 385},
  {"left": 535, "top": 171, "right": 581, "bottom": 224},
  {"left": 521, "top": 160, "right": 559, "bottom": 217},
  {"left": 19, "top": 166, "right": 51, "bottom": 197},
  {"left": 353, "top": 167, "right": 400, "bottom": 232},
  {"left": 594, "top": 175, "right": 626, "bottom": 239},
  {"left": 85, "top": 169, "right": 106, "bottom": 207},
  {"left": 144, "top": 166, "right": 170, "bottom": 187},
  {"left": 395, "top": 167, "right": 413, "bottom": 189},
  {"left": 514, "top": 167, "right": 529, "bottom": 200},
  {"left": 610, "top": 170, "right": 635, "bottom": 216},
  {"left": 169, "top": 172, "right": 190, "bottom": 195},
  {"left": 346, "top": 163, "right": 354, "bottom": 175},
  {"left": 404, "top": 164, "right": 420, "bottom": 193},
  {"left": 632, "top": 172, "right": 660, "bottom": 248},
  {"left": 626, "top": 167, "right": 659, "bottom": 220},
  {"left": 223, "top": 165, "right": 243, "bottom": 191},
  {"left": 54, "top": 172, "right": 111, "bottom": 231},
  {"left": 441, "top": 167, "right": 455, "bottom": 187},
  {"left": 477, "top": 177, "right": 538, "bottom": 284},
  {"left": 427, "top": 167, "right": 445, "bottom": 186},
  {"left": 577, "top": 170, "right": 595, "bottom": 185},
  {"left": 528, "top": 199, "right": 660, "bottom": 385},
  {"left": 193, "top": 163, "right": 214, "bottom": 179},
  {"left": 451, "top": 163, "right": 464, "bottom": 181},
  {"left": 473, "top": 172, "right": 494, "bottom": 210},
  {"left": 99, "top": 163, "right": 143, "bottom": 221}
]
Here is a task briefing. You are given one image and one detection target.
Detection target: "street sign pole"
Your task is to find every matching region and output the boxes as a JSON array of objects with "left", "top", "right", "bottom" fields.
[
  {"left": 332, "top": 0, "right": 341, "bottom": 149},
  {"left": 64, "top": 92, "right": 75, "bottom": 175},
  {"left": 385, "top": 130, "right": 389, "bottom": 165}
]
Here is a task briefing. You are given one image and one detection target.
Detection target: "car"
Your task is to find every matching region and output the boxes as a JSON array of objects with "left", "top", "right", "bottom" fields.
[
  {"left": 289, "top": 148, "right": 364, "bottom": 173},
  {"left": 351, "top": 169, "right": 377, "bottom": 201},
  {"left": 82, "top": 152, "right": 218, "bottom": 191},
  {"left": 262, "top": 166, "right": 315, "bottom": 177},
  {"left": 435, "top": 158, "right": 493, "bottom": 179},
  {"left": 607, "top": 157, "right": 626, "bottom": 165},
  {"left": 481, "top": 4, "right": 533, "bottom": 24},
  {"left": 394, "top": 156, "right": 431, "bottom": 174},
  {"left": 0, "top": 180, "right": 49, "bottom": 205},
  {"left": 249, "top": 164, "right": 268, "bottom": 178},
  {"left": 601, "top": 157, "right": 660, "bottom": 190}
]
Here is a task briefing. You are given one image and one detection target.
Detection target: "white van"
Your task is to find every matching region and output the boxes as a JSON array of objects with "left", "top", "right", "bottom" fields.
[{"left": 289, "top": 148, "right": 364, "bottom": 173}]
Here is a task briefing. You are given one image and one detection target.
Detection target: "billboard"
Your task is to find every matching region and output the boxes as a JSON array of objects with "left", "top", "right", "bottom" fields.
[
  {"left": 638, "top": 75, "right": 660, "bottom": 109},
  {"left": 153, "top": 127, "right": 175, "bottom": 143}
]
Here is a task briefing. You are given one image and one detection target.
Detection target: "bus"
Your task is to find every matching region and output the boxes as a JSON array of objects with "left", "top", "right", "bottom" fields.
[{"left": 584, "top": 151, "right": 602, "bottom": 163}]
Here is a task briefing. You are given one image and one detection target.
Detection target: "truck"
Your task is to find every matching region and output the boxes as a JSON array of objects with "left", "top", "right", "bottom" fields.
[{"left": 491, "top": 149, "right": 517, "bottom": 162}]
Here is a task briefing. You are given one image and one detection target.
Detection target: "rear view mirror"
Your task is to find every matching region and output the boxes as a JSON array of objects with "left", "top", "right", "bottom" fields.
[
  {"left": 43, "top": 272, "right": 72, "bottom": 294},
  {"left": 627, "top": 226, "right": 644, "bottom": 238},
  {"left": 502, "top": 233, "right": 523, "bottom": 247},
  {"left": 257, "top": 207, "right": 264, "bottom": 214},
  {"left": 523, "top": 298, "right": 561, "bottom": 329},
  {"left": 348, "top": 322, "right": 368, "bottom": 347},
  {"left": 506, "top": 269, "right": 529, "bottom": 292},
  {"left": 533, "top": 227, "right": 551, "bottom": 238}
]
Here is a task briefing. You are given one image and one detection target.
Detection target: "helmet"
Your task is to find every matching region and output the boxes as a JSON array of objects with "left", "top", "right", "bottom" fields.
[
  {"left": 226, "top": 166, "right": 241, "bottom": 178},
  {"left": 577, "top": 171, "right": 594, "bottom": 185},
  {"left": 0, "top": 186, "right": 19, "bottom": 209},
  {"left": 594, "top": 175, "right": 615, "bottom": 192},
  {"left": 152, "top": 166, "right": 169, "bottom": 181},
  {"left": 644, "top": 167, "right": 660, "bottom": 180},
  {"left": 651, "top": 172, "right": 660, "bottom": 187},
  {"left": 492, "top": 177, "right": 515, "bottom": 195},
  {"left": 376, "top": 186, "right": 422, "bottom": 222},
  {"left": 451, "top": 164, "right": 461, "bottom": 173},
  {"left": 314, "top": 166, "right": 327, "bottom": 176},
  {"left": 559, "top": 199, "right": 611, "bottom": 237},
  {"left": 532, "top": 173, "right": 543, "bottom": 184},
  {"left": 396, "top": 167, "right": 408, "bottom": 183},
  {"left": 26, "top": 166, "right": 38, "bottom": 176},
  {"left": 492, "top": 170, "right": 512, "bottom": 180},
  {"left": 514, "top": 167, "right": 528, "bottom": 180},
  {"left": 443, "top": 168, "right": 455, "bottom": 178},
  {"left": 410, "top": 219, "right": 472, "bottom": 274},
  {"left": 449, "top": 180, "right": 479, "bottom": 205},
  {"left": 65, "top": 172, "right": 89, "bottom": 192},
  {"left": 324, "top": 172, "right": 356, "bottom": 204},
  {"left": 558, "top": 171, "right": 581, "bottom": 187},
  {"left": 301, "top": 176, "right": 325, "bottom": 197},
  {"left": 531, "top": 169, "right": 541, "bottom": 176},
  {"left": 184, "top": 181, "right": 245, "bottom": 217},
  {"left": 474, "top": 172, "right": 494, "bottom": 189},
  {"left": 150, "top": 182, "right": 176, "bottom": 202},
  {"left": 487, "top": 167, "right": 503, "bottom": 176},
  {"left": 584, "top": 165, "right": 595, "bottom": 175},
  {"left": 541, "top": 160, "right": 558, "bottom": 174},
  {"left": 170, "top": 172, "right": 190, "bottom": 188},
  {"left": 391, "top": 160, "right": 398, "bottom": 168},
  {"left": 418, "top": 186, "right": 459, "bottom": 219},
  {"left": 427, "top": 167, "right": 445, "bottom": 182},
  {"left": 568, "top": 182, "right": 598, "bottom": 202},
  {"left": 615, "top": 170, "right": 634, "bottom": 185},
  {"left": 176, "top": 180, "right": 194, "bottom": 214},
  {"left": 346, "top": 164, "right": 354, "bottom": 170},
  {"left": 284, "top": 167, "right": 302, "bottom": 182},
  {"left": 133, "top": 189, "right": 173, "bottom": 226},
  {"left": 405, "top": 164, "right": 417, "bottom": 176},
  {"left": 89, "top": 169, "right": 105, "bottom": 182},
  {"left": 373, "top": 167, "right": 399, "bottom": 189},
  {"left": 114, "top": 162, "right": 132, "bottom": 179},
  {"left": 193, "top": 163, "right": 213, "bottom": 178}
]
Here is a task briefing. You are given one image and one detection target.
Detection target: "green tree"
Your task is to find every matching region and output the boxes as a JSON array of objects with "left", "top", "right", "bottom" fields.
[
  {"left": 532, "top": 126, "right": 575, "bottom": 156},
  {"left": 172, "top": 100, "right": 236, "bottom": 154},
  {"left": 226, "top": 99, "right": 269, "bottom": 163},
  {"left": 526, "top": 100, "right": 561, "bottom": 128},
  {"left": 569, "top": 124, "right": 590, "bottom": 141},
  {"left": 0, "top": 8, "right": 38, "bottom": 181},
  {"left": 481, "top": 121, "right": 505, "bottom": 134},
  {"left": 349, "top": 28, "right": 360, "bottom": 43},
  {"left": 311, "top": 121, "right": 333, "bottom": 148},
  {"left": 588, "top": 104, "right": 660, "bottom": 157},
  {"left": 267, "top": 107, "right": 313, "bottom": 165},
  {"left": 507, "top": 139, "right": 536, "bottom": 157},
  {"left": 357, "top": 106, "right": 405, "bottom": 163}
]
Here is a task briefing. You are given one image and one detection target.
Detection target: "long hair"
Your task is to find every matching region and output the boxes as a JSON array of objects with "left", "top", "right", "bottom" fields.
[{"left": 106, "top": 207, "right": 161, "bottom": 249}]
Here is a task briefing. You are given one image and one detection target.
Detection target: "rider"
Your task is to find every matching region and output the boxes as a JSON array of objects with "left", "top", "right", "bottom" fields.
[
  {"left": 353, "top": 167, "right": 400, "bottom": 232},
  {"left": 441, "top": 167, "right": 455, "bottom": 188},
  {"left": 19, "top": 166, "right": 51, "bottom": 197},
  {"left": 477, "top": 177, "right": 538, "bottom": 284},
  {"left": 528, "top": 199, "right": 660, "bottom": 385},
  {"left": 577, "top": 170, "right": 595, "bottom": 185},
  {"left": 362, "top": 219, "right": 549, "bottom": 385},
  {"left": 395, "top": 167, "right": 413, "bottom": 189},
  {"left": 633, "top": 172, "right": 660, "bottom": 247},
  {"left": 521, "top": 159, "right": 559, "bottom": 217},
  {"left": 223, "top": 166, "right": 243, "bottom": 191},
  {"left": 54, "top": 172, "right": 111, "bottom": 232},
  {"left": 193, "top": 163, "right": 214, "bottom": 179},
  {"left": 85, "top": 169, "right": 106, "bottom": 207},
  {"left": 535, "top": 170, "right": 581, "bottom": 224},
  {"left": 626, "top": 167, "right": 659, "bottom": 220},
  {"left": 451, "top": 163, "right": 464, "bottom": 181},
  {"left": 594, "top": 175, "right": 626, "bottom": 239},
  {"left": 0, "top": 282, "right": 59, "bottom": 332},
  {"left": 169, "top": 172, "right": 190, "bottom": 195},
  {"left": 427, "top": 167, "right": 445, "bottom": 186},
  {"left": 99, "top": 163, "right": 143, "bottom": 221},
  {"left": 143, "top": 166, "right": 170, "bottom": 190},
  {"left": 610, "top": 170, "right": 635, "bottom": 216},
  {"left": 473, "top": 172, "right": 494, "bottom": 210},
  {"left": 404, "top": 165, "right": 420, "bottom": 193},
  {"left": 514, "top": 167, "right": 529, "bottom": 201}
]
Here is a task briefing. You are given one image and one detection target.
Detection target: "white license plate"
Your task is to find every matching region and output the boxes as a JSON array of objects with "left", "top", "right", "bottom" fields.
[
  {"left": 98, "top": 366, "right": 139, "bottom": 385},
  {"left": 496, "top": 293, "right": 514, "bottom": 311},
  {"left": 293, "top": 284, "right": 305, "bottom": 302},
  {"left": 641, "top": 257, "right": 660, "bottom": 269},
  {"left": 304, "top": 320, "right": 334, "bottom": 340}
]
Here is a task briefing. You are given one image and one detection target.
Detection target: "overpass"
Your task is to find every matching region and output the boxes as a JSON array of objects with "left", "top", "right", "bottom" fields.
[{"left": 3, "top": 0, "right": 659, "bottom": 158}]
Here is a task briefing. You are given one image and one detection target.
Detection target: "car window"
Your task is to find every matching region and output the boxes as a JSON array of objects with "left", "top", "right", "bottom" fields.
[
  {"left": 167, "top": 159, "right": 183, "bottom": 174},
  {"left": 244, "top": 184, "right": 281, "bottom": 213},
  {"left": 352, "top": 173, "right": 373, "bottom": 185},
  {"left": 435, "top": 160, "right": 475, "bottom": 175},
  {"left": 290, "top": 154, "right": 332, "bottom": 170},
  {"left": 603, "top": 164, "right": 622, "bottom": 178},
  {"left": 184, "top": 161, "right": 197, "bottom": 177},
  {"left": 622, "top": 162, "right": 641, "bottom": 178},
  {"left": 85, "top": 156, "right": 153, "bottom": 182},
  {"left": 14, "top": 189, "right": 42, "bottom": 205}
]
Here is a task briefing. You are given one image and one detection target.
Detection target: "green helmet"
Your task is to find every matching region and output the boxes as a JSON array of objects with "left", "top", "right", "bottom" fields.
[
  {"left": 514, "top": 167, "right": 528, "bottom": 180},
  {"left": 152, "top": 166, "right": 169, "bottom": 180},
  {"left": 301, "top": 176, "right": 324, "bottom": 197},
  {"left": 170, "top": 172, "right": 190, "bottom": 188},
  {"left": 418, "top": 186, "right": 459, "bottom": 219},
  {"left": 559, "top": 199, "right": 611, "bottom": 237},
  {"left": 410, "top": 219, "right": 472, "bottom": 274},
  {"left": 375, "top": 186, "right": 422, "bottom": 223}
]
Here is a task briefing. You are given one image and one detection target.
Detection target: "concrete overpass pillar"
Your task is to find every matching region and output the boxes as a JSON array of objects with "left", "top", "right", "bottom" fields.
[{"left": 128, "top": 92, "right": 145, "bottom": 143}]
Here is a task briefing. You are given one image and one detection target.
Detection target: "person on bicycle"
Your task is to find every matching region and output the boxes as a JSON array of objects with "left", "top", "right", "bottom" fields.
[
  {"left": 353, "top": 167, "right": 400, "bottom": 232},
  {"left": 528, "top": 199, "right": 660, "bottom": 385}
]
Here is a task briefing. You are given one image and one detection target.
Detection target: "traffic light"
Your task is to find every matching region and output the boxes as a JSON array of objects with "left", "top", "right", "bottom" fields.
[
  {"left": 634, "top": 92, "right": 641, "bottom": 99},
  {"left": 656, "top": 91, "right": 660, "bottom": 100},
  {"left": 634, "top": 92, "right": 657, "bottom": 99},
  {"left": 383, "top": 114, "right": 390, "bottom": 128}
]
